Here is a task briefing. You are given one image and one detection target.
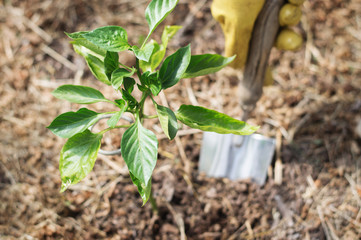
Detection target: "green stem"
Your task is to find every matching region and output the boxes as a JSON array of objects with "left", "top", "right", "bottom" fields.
[
  {"left": 138, "top": 90, "right": 150, "bottom": 121},
  {"left": 140, "top": 34, "right": 150, "bottom": 50},
  {"left": 135, "top": 59, "right": 142, "bottom": 79},
  {"left": 97, "top": 124, "right": 132, "bottom": 135},
  {"left": 105, "top": 100, "right": 121, "bottom": 107},
  {"left": 149, "top": 191, "right": 158, "bottom": 214},
  {"left": 102, "top": 111, "right": 118, "bottom": 115},
  {"left": 143, "top": 114, "right": 158, "bottom": 119},
  {"left": 119, "top": 62, "right": 133, "bottom": 72}
]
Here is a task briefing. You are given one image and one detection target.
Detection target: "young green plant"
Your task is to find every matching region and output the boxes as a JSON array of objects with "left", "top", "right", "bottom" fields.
[{"left": 47, "top": 0, "right": 259, "bottom": 205}]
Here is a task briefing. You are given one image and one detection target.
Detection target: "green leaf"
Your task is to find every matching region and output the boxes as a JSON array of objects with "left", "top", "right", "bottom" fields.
[
  {"left": 140, "top": 26, "right": 182, "bottom": 72},
  {"left": 121, "top": 118, "right": 158, "bottom": 187},
  {"left": 73, "top": 44, "right": 110, "bottom": 85},
  {"left": 182, "top": 54, "right": 235, "bottom": 79},
  {"left": 155, "top": 104, "right": 178, "bottom": 140},
  {"left": 52, "top": 85, "right": 108, "bottom": 104},
  {"left": 144, "top": 0, "right": 179, "bottom": 43},
  {"left": 107, "top": 100, "right": 127, "bottom": 128},
  {"left": 121, "top": 89, "right": 138, "bottom": 109},
  {"left": 149, "top": 49, "right": 165, "bottom": 71},
  {"left": 129, "top": 172, "right": 152, "bottom": 205},
  {"left": 140, "top": 72, "right": 162, "bottom": 96},
  {"left": 83, "top": 26, "right": 130, "bottom": 52},
  {"left": 137, "top": 84, "right": 149, "bottom": 92},
  {"left": 60, "top": 130, "right": 102, "bottom": 192},
  {"left": 175, "top": 105, "right": 259, "bottom": 135},
  {"left": 124, "top": 77, "right": 136, "bottom": 93},
  {"left": 66, "top": 31, "right": 89, "bottom": 39},
  {"left": 111, "top": 68, "right": 135, "bottom": 90},
  {"left": 159, "top": 44, "right": 191, "bottom": 89},
  {"left": 132, "top": 44, "right": 155, "bottom": 62},
  {"left": 66, "top": 31, "right": 106, "bottom": 57},
  {"left": 139, "top": 41, "right": 160, "bottom": 72},
  {"left": 161, "top": 25, "right": 182, "bottom": 47},
  {"left": 104, "top": 51, "right": 119, "bottom": 79},
  {"left": 47, "top": 108, "right": 102, "bottom": 139}
]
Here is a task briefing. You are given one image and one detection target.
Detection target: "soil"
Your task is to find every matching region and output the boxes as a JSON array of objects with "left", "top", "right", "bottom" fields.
[{"left": 1, "top": 0, "right": 361, "bottom": 239}]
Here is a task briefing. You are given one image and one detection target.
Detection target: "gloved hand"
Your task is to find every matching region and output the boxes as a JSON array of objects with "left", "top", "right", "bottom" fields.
[{"left": 211, "top": 0, "right": 304, "bottom": 70}]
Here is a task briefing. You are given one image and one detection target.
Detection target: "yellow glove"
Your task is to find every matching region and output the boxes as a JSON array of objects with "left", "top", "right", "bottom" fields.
[
  {"left": 211, "top": 0, "right": 265, "bottom": 69},
  {"left": 211, "top": 0, "right": 304, "bottom": 70}
]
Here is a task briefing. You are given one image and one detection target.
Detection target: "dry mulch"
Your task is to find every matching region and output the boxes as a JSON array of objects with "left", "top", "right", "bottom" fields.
[{"left": 0, "top": 0, "right": 360, "bottom": 239}]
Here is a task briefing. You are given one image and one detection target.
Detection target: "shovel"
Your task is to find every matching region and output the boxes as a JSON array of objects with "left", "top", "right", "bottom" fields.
[{"left": 199, "top": 0, "right": 284, "bottom": 185}]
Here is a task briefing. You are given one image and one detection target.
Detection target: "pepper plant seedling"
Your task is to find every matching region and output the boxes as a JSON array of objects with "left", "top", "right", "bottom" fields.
[{"left": 48, "top": 0, "right": 259, "bottom": 205}]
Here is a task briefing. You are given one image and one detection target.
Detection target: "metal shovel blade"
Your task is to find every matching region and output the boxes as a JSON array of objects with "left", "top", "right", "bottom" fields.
[{"left": 199, "top": 132, "right": 276, "bottom": 185}]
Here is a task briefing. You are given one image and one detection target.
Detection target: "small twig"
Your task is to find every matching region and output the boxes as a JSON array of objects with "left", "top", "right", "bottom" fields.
[
  {"left": 328, "top": 205, "right": 361, "bottom": 230},
  {"left": 288, "top": 113, "right": 311, "bottom": 142},
  {"left": 164, "top": 200, "right": 187, "bottom": 240},
  {"left": 274, "top": 195, "right": 294, "bottom": 227},
  {"left": 41, "top": 44, "right": 78, "bottom": 72},
  {"left": 184, "top": 78, "right": 199, "bottom": 106},
  {"left": 97, "top": 154, "right": 128, "bottom": 175},
  {"left": 22, "top": 16, "right": 53, "bottom": 43},
  {"left": 317, "top": 206, "right": 332, "bottom": 240},
  {"left": 8, "top": 7, "right": 52, "bottom": 43},
  {"left": 228, "top": 223, "right": 246, "bottom": 240},
  {"left": 245, "top": 220, "right": 254, "bottom": 238},
  {"left": 0, "top": 160, "right": 16, "bottom": 185},
  {"left": 3, "top": 29, "right": 14, "bottom": 61},
  {"left": 325, "top": 220, "right": 340, "bottom": 240}
]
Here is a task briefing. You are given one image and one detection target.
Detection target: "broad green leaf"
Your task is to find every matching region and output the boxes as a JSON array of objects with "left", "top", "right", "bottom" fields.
[
  {"left": 52, "top": 85, "right": 108, "bottom": 104},
  {"left": 129, "top": 172, "right": 152, "bottom": 205},
  {"left": 47, "top": 108, "right": 102, "bottom": 139},
  {"left": 132, "top": 44, "right": 155, "bottom": 62},
  {"left": 83, "top": 26, "right": 130, "bottom": 52},
  {"left": 182, "top": 54, "right": 235, "bottom": 79},
  {"left": 139, "top": 26, "right": 182, "bottom": 72},
  {"left": 149, "top": 81, "right": 162, "bottom": 96},
  {"left": 159, "top": 44, "right": 191, "bottom": 89},
  {"left": 144, "top": 0, "right": 179, "bottom": 43},
  {"left": 66, "top": 31, "right": 106, "bottom": 57},
  {"left": 121, "top": 119, "right": 158, "bottom": 187},
  {"left": 111, "top": 68, "right": 135, "bottom": 90},
  {"left": 149, "top": 49, "right": 165, "bottom": 71},
  {"left": 60, "top": 130, "right": 102, "bottom": 192},
  {"left": 175, "top": 105, "right": 259, "bottom": 135},
  {"left": 155, "top": 104, "right": 178, "bottom": 140},
  {"left": 107, "top": 100, "right": 127, "bottom": 128},
  {"left": 139, "top": 41, "right": 160, "bottom": 72},
  {"left": 73, "top": 44, "right": 110, "bottom": 85},
  {"left": 104, "top": 51, "right": 119, "bottom": 79},
  {"left": 161, "top": 25, "right": 182, "bottom": 47}
]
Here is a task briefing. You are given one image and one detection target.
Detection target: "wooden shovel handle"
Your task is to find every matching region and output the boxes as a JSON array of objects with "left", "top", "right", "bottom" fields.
[{"left": 240, "top": 0, "right": 285, "bottom": 117}]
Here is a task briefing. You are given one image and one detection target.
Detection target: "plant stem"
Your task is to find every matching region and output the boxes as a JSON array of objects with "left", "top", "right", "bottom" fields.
[
  {"left": 138, "top": 90, "right": 150, "bottom": 121},
  {"left": 97, "top": 125, "right": 132, "bottom": 135},
  {"left": 135, "top": 59, "right": 142, "bottom": 79},
  {"left": 149, "top": 191, "right": 158, "bottom": 214},
  {"left": 105, "top": 100, "right": 121, "bottom": 107},
  {"left": 140, "top": 34, "right": 150, "bottom": 50},
  {"left": 119, "top": 62, "right": 133, "bottom": 72},
  {"left": 143, "top": 114, "right": 158, "bottom": 119}
]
